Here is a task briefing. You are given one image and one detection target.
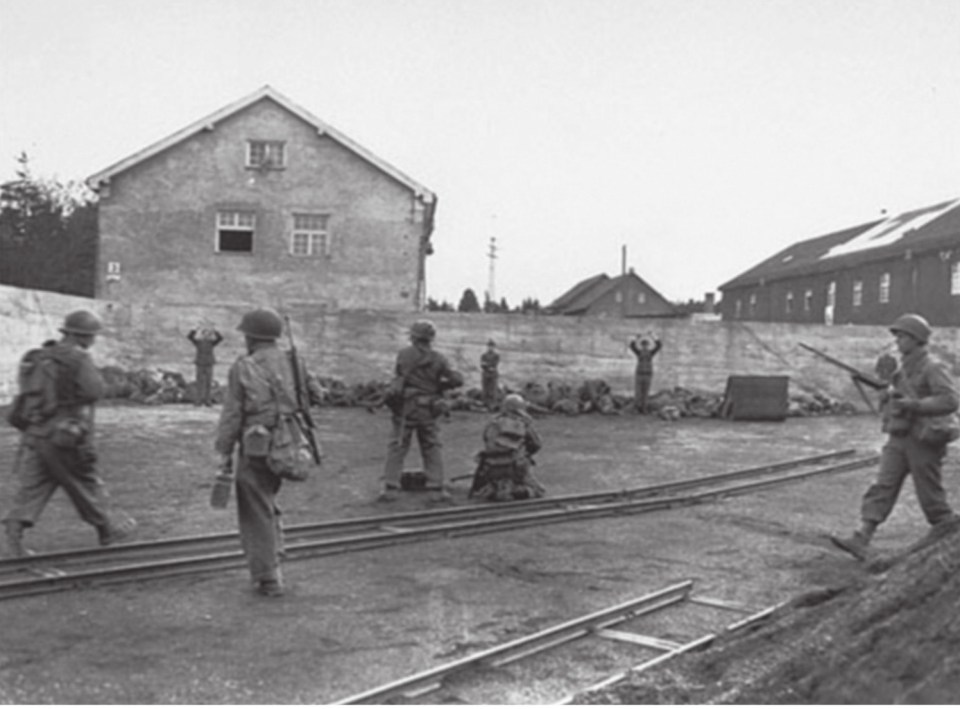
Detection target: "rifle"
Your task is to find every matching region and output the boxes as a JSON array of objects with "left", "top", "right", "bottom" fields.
[
  {"left": 283, "top": 316, "right": 323, "bottom": 465},
  {"left": 799, "top": 342, "right": 888, "bottom": 414}
]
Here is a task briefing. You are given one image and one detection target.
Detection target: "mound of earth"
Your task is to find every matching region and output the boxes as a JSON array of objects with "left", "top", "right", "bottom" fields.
[{"left": 576, "top": 525, "right": 960, "bottom": 704}]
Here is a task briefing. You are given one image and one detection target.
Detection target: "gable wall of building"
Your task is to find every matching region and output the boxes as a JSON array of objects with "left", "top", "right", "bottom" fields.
[
  {"left": 583, "top": 280, "right": 674, "bottom": 318},
  {"left": 95, "top": 99, "right": 427, "bottom": 310}
]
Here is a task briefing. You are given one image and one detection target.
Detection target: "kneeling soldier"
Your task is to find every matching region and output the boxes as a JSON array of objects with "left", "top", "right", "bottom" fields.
[{"left": 471, "top": 394, "right": 545, "bottom": 502}]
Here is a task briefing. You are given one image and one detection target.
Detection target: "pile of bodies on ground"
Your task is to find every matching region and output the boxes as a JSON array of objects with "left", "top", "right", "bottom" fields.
[{"left": 96, "top": 366, "right": 856, "bottom": 418}]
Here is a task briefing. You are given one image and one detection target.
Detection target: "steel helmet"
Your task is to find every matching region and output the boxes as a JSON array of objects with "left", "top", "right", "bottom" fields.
[
  {"left": 237, "top": 308, "right": 283, "bottom": 340},
  {"left": 889, "top": 313, "right": 931, "bottom": 344},
  {"left": 503, "top": 393, "right": 527, "bottom": 413},
  {"left": 59, "top": 310, "right": 102, "bottom": 335},
  {"left": 409, "top": 319, "right": 437, "bottom": 342}
]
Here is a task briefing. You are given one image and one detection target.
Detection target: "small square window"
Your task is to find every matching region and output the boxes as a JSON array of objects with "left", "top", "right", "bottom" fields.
[{"left": 247, "top": 140, "right": 286, "bottom": 169}]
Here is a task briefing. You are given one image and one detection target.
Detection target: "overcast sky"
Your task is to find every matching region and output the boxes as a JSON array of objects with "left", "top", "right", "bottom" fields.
[{"left": 3, "top": 0, "right": 960, "bottom": 307}]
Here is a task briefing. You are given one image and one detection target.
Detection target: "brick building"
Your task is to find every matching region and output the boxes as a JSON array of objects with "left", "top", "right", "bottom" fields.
[
  {"left": 86, "top": 86, "right": 437, "bottom": 311},
  {"left": 719, "top": 197, "right": 960, "bottom": 326}
]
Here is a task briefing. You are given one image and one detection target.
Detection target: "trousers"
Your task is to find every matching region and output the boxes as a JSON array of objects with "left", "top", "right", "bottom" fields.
[
  {"left": 195, "top": 364, "right": 214, "bottom": 405},
  {"left": 3, "top": 434, "right": 110, "bottom": 531},
  {"left": 634, "top": 373, "right": 653, "bottom": 413},
  {"left": 861, "top": 435, "right": 953, "bottom": 526},
  {"left": 382, "top": 415, "right": 444, "bottom": 489},
  {"left": 235, "top": 455, "right": 284, "bottom": 583}
]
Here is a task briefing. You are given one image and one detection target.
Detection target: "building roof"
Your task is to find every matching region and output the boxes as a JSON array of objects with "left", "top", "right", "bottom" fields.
[
  {"left": 720, "top": 197, "right": 960, "bottom": 290},
  {"left": 547, "top": 273, "right": 610, "bottom": 313},
  {"left": 548, "top": 271, "right": 676, "bottom": 316},
  {"left": 85, "top": 85, "right": 436, "bottom": 203}
]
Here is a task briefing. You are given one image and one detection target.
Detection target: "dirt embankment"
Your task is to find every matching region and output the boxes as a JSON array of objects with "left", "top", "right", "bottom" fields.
[{"left": 578, "top": 523, "right": 960, "bottom": 704}]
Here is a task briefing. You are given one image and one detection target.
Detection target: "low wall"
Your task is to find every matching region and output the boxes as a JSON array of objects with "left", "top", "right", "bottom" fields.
[{"left": 3, "top": 284, "right": 959, "bottom": 409}]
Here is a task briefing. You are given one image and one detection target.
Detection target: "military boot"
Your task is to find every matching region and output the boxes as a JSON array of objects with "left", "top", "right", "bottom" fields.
[
  {"left": 829, "top": 530, "right": 871, "bottom": 561},
  {"left": 4, "top": 520, "right": 26, "bottom": 559}
]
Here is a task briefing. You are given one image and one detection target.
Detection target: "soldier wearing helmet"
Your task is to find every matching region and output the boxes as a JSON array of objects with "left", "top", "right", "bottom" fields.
[
  {"left": 379, "top": 319, "right": 464, "bottom": 503},
  {"left": 4, "top": 310, "right": 137, "bottom": 558},
  {"left": 831, "top": 313, "right": 960, "bottom": 561},
  {"left": 214, "top": 308, "right": 323, "bottom": 597},
  {"left": 470, "top": 393, "right": 545, "bottom": 502}
]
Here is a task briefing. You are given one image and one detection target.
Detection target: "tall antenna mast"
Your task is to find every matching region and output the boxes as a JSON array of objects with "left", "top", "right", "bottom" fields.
[{"left": 487, "top": 235, "right": 498, "bottom": 304}]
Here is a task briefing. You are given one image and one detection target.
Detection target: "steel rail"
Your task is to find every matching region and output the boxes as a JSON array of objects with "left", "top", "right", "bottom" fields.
[
  {"left": 559, "top": 600, "right": 786, "bottom": 704},
  {"left": 0, "top": 452, "right": 876, "bottom": 600},
  {"left": 0, "top": 448, "right": 856, "bottom": 575},
  {"left": 329, "top": 580, "right": 695, "bottom": 705}
]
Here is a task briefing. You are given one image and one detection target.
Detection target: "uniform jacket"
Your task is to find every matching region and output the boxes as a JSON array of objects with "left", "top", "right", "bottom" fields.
[
  {"left": 215, "top": 342, "right": 321, "bottom": 456},
  {"left": 480, "top": 350, "right": 500, "bottom": 377},
  {"left": 483, "top": 410, "right": 542, "bottom": 459},
  {"left": 188, "top": 329, "right": 223, "bottom": 366},
  {"left": 27, "top": 341, "right": 104, "bottom": 436},
  {"left": 630, "top": 339, "right": 662, "bottom": 376},
  {"left": 886, "top": 347, "right": 960, "bottom": 441},
  {"left": 395, "top": 344, "right": 463, "bottom": 397}
]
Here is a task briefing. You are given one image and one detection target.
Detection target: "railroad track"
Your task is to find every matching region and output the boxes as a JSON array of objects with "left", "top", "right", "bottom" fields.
[
  {"left": 0, "top": 449, "right": 875, "bottom": 601},
  {"left": 330, "top": 579, "right": 784, "bottom": 704}
]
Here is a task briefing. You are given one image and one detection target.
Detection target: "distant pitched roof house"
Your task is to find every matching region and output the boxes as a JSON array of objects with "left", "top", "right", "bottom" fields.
[
  {"left": 547, "top": 270, "right": 677, "bottom": 318},
  {"left": 86, "top": 85, "right": 437, "bottom": 311},
  {"left": 718, "top": 197, "right": 960, "bottom": 325}
]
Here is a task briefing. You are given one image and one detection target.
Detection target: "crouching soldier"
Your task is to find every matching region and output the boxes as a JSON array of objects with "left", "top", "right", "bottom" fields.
[{"left": 470, "top": 394, "right": 545, "bottom": 502}]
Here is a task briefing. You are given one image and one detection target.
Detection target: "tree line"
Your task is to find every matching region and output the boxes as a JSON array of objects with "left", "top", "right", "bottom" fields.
[{"left": 0, "top": 152, "right": 98, "bottom": 297}]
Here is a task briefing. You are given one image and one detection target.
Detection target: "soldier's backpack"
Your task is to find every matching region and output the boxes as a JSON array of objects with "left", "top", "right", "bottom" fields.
[
  {"left": 6, "top": 347, "right": 61, "bottom": 431},
  {"left": 486, "top": 414, "right": 527, "bottom": 453}
]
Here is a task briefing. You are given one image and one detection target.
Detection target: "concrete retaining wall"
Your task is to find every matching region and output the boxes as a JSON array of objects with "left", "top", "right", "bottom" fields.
[{"left": 3, "top": 284, "right": 958, "bottom": 408}]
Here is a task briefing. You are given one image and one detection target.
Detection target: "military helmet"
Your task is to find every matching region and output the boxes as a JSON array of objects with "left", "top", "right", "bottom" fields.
[
  {"left": 502, "top": 393, "right": 527, "bottom": 413},
  {"left": 889, "top": 313, "right": 931, "bottom": 344},
  {"left": 59, "top": 310, "right": 102, "bottom": 336},
  {"left": 237, "top": 308, "right": 283, "bottom": 340},
  {"left": 409, "top": 319, "right": 437, "bottom": 342}
]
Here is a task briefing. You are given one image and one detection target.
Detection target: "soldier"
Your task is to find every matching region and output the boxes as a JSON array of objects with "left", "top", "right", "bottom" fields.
[
  {"left": 214, "top": 308, "right": 322, "bottom": 597},
  {"left": 379, "top": 320, "right": 464, "bottom": 503},
  {"left": 187, "top": 325, "right": 223, "bottom": 406},
  {"left": 3, "top": 310, "right": 135, "bottom": 557},
  {"left": 830, "top": 314, "right": 960, "bottom": 561},
  {"left": 480, "top": 339, "right": 500, "bottom": 410},
  {"left": 629, "top": 333, "right": 662, "bottom": 414},
  {"left": 471, "top": 393, "right": 545, "bottom": 502}
]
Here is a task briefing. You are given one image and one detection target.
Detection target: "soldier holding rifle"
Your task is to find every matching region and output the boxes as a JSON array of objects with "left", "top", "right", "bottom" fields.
[
  {"left": 829, "top": 314, "right": 960, "bottom": 561},
  {"left": 379, "top": 320, "right": 463, "bottom": 504},
  {"left": 214, "top": 308, "right": 323, "bottom": 597}
]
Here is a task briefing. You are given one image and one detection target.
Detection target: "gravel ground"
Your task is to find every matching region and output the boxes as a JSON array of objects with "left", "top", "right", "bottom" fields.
[{"left": 1, "top": 404, "right": 953, "bottom": 703}]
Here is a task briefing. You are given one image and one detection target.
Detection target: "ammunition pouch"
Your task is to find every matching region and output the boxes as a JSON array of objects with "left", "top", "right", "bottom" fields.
[{"left": 50, "top": 417, "right": 89, "bottom": 449}]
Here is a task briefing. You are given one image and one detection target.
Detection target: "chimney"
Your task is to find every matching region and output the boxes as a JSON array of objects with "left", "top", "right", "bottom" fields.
[{"left": 621, "top": 245, "right": 627, "bottom": 276}]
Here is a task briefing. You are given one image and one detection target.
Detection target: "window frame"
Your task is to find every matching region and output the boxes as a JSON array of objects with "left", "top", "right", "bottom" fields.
[
  {"left": 290, "top": 212, "right": 331, "bottom": 258},
  {"left": 852, "top": 280, "right": 863, "bottom": 308},
  {"left": 879, "top": 272, "right": 891, "bottom": 303},
  {"left": 246, "top": 140, "right": 286, "bottom": 170},
  {"left": 216, "top": 209, "right": 256, "bottom": 254}
]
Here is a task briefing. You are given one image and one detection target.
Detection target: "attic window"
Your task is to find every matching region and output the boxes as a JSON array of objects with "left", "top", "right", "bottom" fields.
[
  {"left": 247, "top": 140, "right": 286, "bottom": 169},
  {"left": 217, "top": 210, "right": 255, "bottom": 253}
]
